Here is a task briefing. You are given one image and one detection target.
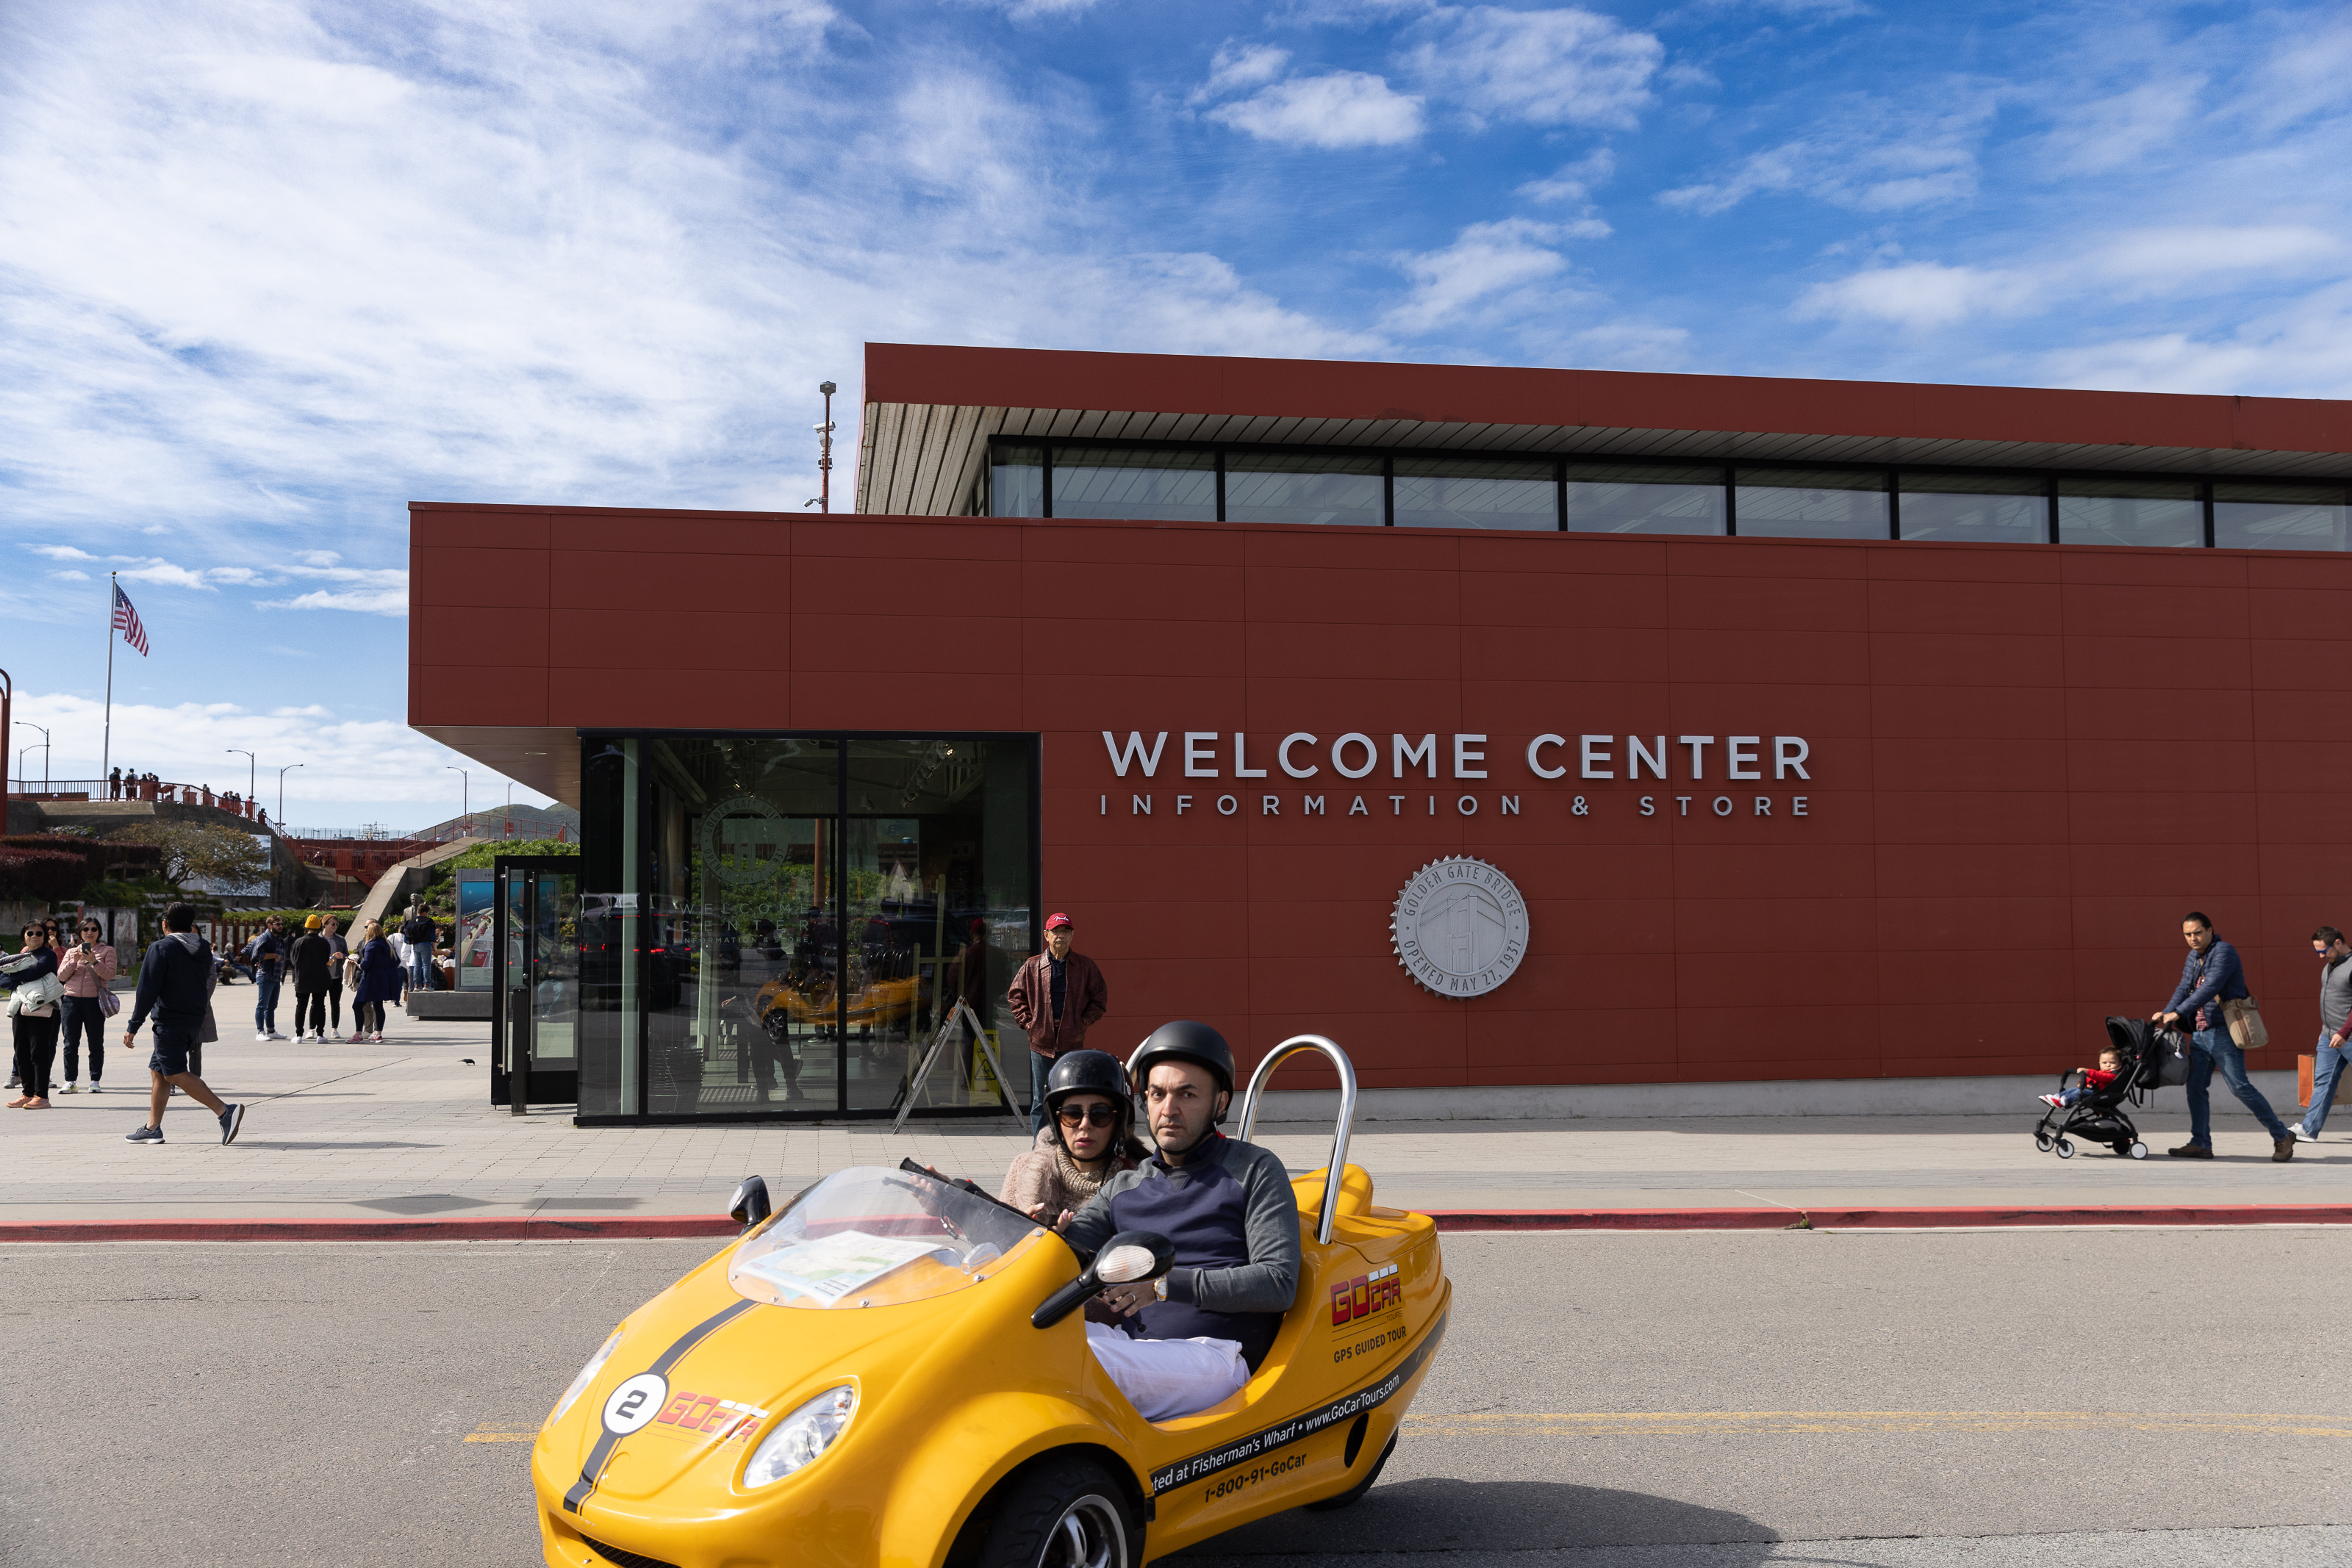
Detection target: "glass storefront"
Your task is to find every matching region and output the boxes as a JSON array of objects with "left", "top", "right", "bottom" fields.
[{"left": 576, "top": 733, "right": 1037, "bottom": 1122}]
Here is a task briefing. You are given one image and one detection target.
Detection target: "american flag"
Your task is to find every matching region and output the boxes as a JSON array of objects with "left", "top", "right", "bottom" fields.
[{"left": 112, "top": 582, "right": 149, "bottom": 656}]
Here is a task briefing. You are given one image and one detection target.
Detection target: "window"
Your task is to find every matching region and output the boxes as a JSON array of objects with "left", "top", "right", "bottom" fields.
[
  {"left": 578, "top": 734, "right": 1036, "bottom": 1121},
  {"left": 2057, "top": 478, "right": 2201, "bottom": 548},
  {"left": 1565, "top": 463, "right": 1725, "bottom": 536},
  {"left": 1735, "top": 469, "right": 1887, "bottom": 541},
  {"left": 1394, "top": 455, "right": 1556, "bottom": 531},
  {"left": 2214, "top": 482, "right": 2351, "bottom": 552},
  {"left": 1898, "top": 472, "right": 2047, "bottom": 544},
  {"left": 1225, "top": 452, "right": 1383, "bottom": 527},
  {"left": 1051, "top": 446, "right": 1217, "bottom": 522},
  {"left": 991, "top": 445, "right": 1043, "bottom": 517}
]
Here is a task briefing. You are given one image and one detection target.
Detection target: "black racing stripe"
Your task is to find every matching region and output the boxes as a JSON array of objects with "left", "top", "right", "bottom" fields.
[
  {"left": 562, "top": 1298, "right": 761, "bottom": 1516},
  {"left": 1149, "top": 1305, "right": 1449, "bottom": 1495}
]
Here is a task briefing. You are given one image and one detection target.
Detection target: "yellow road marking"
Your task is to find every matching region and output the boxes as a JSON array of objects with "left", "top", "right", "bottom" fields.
[
  {"left": 464, "top": 1423, "right": 541, "bottom": 1443},
  {"left": 1402, "top": 1411, "right": 2352, "bottom": 1438}
]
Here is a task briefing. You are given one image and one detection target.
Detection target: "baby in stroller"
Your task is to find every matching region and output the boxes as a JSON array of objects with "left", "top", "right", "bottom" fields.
[
  {"left": 2038, "top": 1047, "right": 2122, "bottom": 1110},
  {"left": 2034, "top": 1017, "right": 2167, "bottom": 1159}
]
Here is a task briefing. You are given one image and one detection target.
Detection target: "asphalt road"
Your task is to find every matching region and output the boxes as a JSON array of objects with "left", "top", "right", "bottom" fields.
[{"left": 3, "top": 1229, "right": 2348, "bottom": 1567}]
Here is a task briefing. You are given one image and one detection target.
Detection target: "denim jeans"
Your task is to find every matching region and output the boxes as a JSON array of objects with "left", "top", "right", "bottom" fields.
[
  {"left": 2303, "top": 1031, "right": 2350, "bottom": 1137},
  {"left": 2187, "top": 1026, "right": 2287, "bottom": 1145},
  {"left": 1030, "top": 1050, "right": 1052, "bottom": 1136},
  {"left": 406, "top": 946, "right": 433, "bottom": 991},
  {"left": 253, "top": 968, "right": 282, "bottom": 1033}
]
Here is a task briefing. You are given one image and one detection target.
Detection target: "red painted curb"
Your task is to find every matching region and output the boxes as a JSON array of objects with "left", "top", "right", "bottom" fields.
[
  {"left": 0, "top": 1215, "right": 742, "bottom": 1243},
  {"left": 1427, "top": 1204, "right": 2352, "bottom": 1231},
  {"left": 8, "top": 1205, "right": 2352, "bottom": 1242}
]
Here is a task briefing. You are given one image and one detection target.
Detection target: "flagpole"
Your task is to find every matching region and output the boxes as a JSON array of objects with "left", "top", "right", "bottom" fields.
[{"left": 102, "top": 571, "right": 116, "bottom": 785}]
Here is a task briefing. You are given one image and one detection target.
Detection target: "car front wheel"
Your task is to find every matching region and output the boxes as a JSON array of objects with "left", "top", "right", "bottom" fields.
[{"left": 978, "top": 1459, "right": 1136, "bottom": 1568}]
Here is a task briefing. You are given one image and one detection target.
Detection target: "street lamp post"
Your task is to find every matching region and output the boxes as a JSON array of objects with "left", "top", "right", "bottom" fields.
[
  {"left": 19, "top": 722, "right": 48, "bottom": 791},
  {"left": 446, "top": 766, "right": 467, "bottom": 838},
  {"left": 228, "top": 748, "right": 254, "bottom": 808},
  {"left": 278, "top": 762, "right": 304, "bottom": 825}
]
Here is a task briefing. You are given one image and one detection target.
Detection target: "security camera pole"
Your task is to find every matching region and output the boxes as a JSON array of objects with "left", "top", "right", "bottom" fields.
[{"left": 808, "top": 381, "right": 836, "bottom": 513}]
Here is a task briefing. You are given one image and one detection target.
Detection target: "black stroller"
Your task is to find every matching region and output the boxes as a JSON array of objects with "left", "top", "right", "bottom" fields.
[{"left": 2032, "top": 1016, "right": 2187, "bottom": 1160}]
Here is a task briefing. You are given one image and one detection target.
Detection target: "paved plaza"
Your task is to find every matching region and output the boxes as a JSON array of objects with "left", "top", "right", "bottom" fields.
[{"left": 2, "top": 1018, "right": 2341, "bottom": 1223}]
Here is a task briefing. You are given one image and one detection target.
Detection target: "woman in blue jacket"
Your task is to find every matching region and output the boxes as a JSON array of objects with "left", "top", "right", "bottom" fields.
[{"left": 351, "top": 918, "right": 404, "bottom": 1043}]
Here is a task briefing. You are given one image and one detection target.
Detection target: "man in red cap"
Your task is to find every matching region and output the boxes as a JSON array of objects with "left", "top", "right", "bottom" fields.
[{"left": 1007, "top": 913, "right": 1109, "bottom": 1135}]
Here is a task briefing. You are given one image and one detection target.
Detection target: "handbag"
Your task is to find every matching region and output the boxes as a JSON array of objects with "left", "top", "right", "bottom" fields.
[
  {"left": 2151, "top": 1026, "right": 2192, "bottom": 1087},
  {"left": 98, "top": 986, "right": 122, "bottom": 1018},
  {"left": 2222, "top": 996, "right": 2269, "bottom": 1051}
]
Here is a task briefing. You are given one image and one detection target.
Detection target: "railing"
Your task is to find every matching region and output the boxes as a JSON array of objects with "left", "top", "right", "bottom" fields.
[{"left": 11, "top": 777, "right": 275, "bottom": 822}]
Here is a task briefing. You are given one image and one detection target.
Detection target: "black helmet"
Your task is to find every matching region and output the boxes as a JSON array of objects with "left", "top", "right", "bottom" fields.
[
  {"left": 1044, "top": 1049, "right": 1130, "bottom": 1109},
  {"left": 1129, "top": 1021, "right": 1236, "bottom": 1101}
]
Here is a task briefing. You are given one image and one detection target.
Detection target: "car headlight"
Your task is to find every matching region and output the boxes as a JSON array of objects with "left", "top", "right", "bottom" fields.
[
  {"left": 744, "top": 1385, "right": 857, "bottom": 1488},
  {"left": 552, "top": 1329, "right": 625, "bottom": 1422}
]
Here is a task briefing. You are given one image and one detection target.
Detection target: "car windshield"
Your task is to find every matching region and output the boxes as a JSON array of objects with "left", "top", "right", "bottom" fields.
[{"left": 727, "top": 1165, "right": 1050, "bottom": 1309}]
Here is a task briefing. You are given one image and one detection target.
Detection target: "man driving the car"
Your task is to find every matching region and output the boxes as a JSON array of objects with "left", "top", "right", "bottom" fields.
[{"left": 1059, "top": 1021, "right": 1301, "bottom": 1423}]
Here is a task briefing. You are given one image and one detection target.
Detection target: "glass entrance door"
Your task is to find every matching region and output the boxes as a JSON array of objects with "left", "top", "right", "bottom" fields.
[{"left": 492, "top": 856, "right": 581, "bottom": 1108}]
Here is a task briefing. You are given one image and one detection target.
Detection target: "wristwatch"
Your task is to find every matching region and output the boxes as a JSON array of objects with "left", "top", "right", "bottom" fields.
[{"left": 1152, "top": 1276, "right": 1168, "bottom": 1303}]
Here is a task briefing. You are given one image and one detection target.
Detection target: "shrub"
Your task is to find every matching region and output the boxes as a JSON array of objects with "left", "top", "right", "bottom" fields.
[{"left": 0, "top": 849, "right": 93, "bottom": 902}]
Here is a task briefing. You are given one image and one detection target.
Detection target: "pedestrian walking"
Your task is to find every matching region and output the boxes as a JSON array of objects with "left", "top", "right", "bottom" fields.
[
  {"left": 2153, "top": 910, "right": 2295, "bottom": 1162},
  {"left": 398, "top": 899, "right": 437, "bottom": 993},
  {"left": 290, "top": 915, "right": 334, "bottom": 1043},
  {"left": 57, "top": 917, "right": 117, "bottom": 1093},
  {"left": 2292, "top": 926, "right": 2352, "bottom": 1144},
  {"left": 323, "top": 916, "right": 348, "bottom": 1036},
  {"left": 247, "top": 913, "right": 289, "bottom": 1040},
  {"left": 1005, "top": 912, "right": 1109, "bottom": 1136},
  {"left": 121, "top": 904, "right": 243, "bottom": 1146},
  {"left": 6, "top": 923, "right": 63, "bottom": 1109},
  {"left": 351, "top": 918, "right": 401, "bottom": 1042}
]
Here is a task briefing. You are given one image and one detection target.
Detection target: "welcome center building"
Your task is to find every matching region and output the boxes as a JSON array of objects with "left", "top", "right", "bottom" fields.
[{"left": 411, "top": 344, "right": 2352, "bottom": 1124}]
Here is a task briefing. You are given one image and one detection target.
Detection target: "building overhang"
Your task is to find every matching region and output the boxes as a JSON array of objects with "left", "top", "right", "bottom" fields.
[{"left": 856, "top": 343, "right": 2352, "bottom": 516}]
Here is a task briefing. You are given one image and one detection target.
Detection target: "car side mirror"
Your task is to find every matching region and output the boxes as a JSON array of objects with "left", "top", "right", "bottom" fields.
[
  {"left": 1031, "top": 1229, "right": 1175, "bottom": 1330},
  {"left": 728, "top": 1175, "right": 772, "bottom": 1230}
]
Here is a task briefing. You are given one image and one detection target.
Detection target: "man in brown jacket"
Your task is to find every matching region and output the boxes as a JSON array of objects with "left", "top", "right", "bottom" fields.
[{"left": 1006, "top": 913, "right": 1109, "bottom": 1134}]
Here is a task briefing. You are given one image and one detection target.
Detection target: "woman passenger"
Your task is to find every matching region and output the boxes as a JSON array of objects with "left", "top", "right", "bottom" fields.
[{"left": 1000, "top": 1049, "right": 1146, "bottom": 1231}]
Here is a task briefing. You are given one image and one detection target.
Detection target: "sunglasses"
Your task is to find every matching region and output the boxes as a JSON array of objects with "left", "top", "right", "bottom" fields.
[{"left": 1055, "top": 1104, "right": 1117, "bottom": 1129}]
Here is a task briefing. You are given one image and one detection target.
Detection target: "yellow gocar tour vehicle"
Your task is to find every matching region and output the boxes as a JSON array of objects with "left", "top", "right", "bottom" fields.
[{"left": 529, "top": 1035, "right": 1449, "bottom": 1568}]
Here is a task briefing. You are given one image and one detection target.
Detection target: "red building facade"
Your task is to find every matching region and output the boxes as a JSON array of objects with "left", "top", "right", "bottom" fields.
[{"left": 411, "top": 346, "right": 2352, "bottom": 1119}]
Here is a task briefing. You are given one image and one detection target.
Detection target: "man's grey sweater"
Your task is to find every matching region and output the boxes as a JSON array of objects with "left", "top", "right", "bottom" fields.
[{"left": 2321, "top": 954, "right": 2352, "bottom": 1038}]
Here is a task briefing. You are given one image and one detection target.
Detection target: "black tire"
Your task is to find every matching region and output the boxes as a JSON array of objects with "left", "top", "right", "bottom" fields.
[
  {"left": 1305, "top": 1432, "right": 1396, "bottom": 1512},
  {"left": 975, "top": 1458, "right": 1138, "bottom": 1568}
]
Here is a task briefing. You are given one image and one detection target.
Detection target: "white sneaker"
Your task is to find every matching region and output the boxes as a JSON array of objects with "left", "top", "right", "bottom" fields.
[
  {"left": 255, "top": 1031, "right": 271, "bottom": 1041},
  {"left": 2295, "top": 1124, "right": 2320, "bottom": 1142},
  {"left": 62, "top": 1083, "right": 80, "bottom": 1094},
  {"left": 89, "top": 1083, "right": 103, "bottom": 1093},
  {"left": 266, "top": 1032, "right": 290, "bottom": 1041}
]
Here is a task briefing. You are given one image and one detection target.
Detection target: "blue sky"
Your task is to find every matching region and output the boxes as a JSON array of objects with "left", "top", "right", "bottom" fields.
[{"left": 2, "top": 1, "right": 2347, "bottom": 827}]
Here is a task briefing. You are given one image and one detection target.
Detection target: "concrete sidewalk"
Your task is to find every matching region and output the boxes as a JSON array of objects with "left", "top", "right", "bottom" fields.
[{"left": 1, "top": 1018, "right": 2338, "bottom": 1226}]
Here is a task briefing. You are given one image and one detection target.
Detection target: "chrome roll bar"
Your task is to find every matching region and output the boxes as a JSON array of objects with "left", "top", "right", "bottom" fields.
[{"left": 1242, "top": 1035, "right": 1358, "bottom": 1245}]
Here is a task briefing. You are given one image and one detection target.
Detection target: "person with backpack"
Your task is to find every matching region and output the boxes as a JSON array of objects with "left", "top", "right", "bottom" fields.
[
  {"left": 246, "top": 914, "right": 290, "bottom": 1041},
  {"left": 120, "top": 904, "right": 244, "bottom": 1146},
  {"left": 2154, "top": 910, "right": 2294, "bottom": 1162}
]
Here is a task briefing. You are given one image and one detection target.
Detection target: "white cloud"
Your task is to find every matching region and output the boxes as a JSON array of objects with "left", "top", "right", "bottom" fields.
[
  {"left": 2087, "top": 226, "right": 2341, "bottom": 290},
  {"left": 1208, "top": 71, "right": 1426, "bottom": 148},
  {"left": 49, "top": 569, "right": 90, "bottom": 581},
  {"left": 1403, "top": 6, "right": 1663, "bottom": 130},
  {"left": 1200, "top": 42, "right": 1291, "bottom": 97},
  {"left": 1386, "top": 218, "right": 1571, "bottom": 332},
  {"left": 1519, "top": 148, "right": 1616, "bottom": 205},
  {"left": 1660, "top": 92, "right": 1993, "bottom": 215},
  {"left": 2039, "top": 279, "right": 2352, "bottom": 399},
  {"left": 2040, "top": 78, "right": 2204, "bottom": 175},
  {"left": 1796, "top": 262, "right": 2035, "bottom": 329}
]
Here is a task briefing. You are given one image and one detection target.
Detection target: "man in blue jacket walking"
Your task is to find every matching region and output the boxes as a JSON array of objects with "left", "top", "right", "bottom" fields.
[
  {"left": 2154, "top": 910, "right": 2293, "bottom": 1162},
  {"left": 121, "top": 904, "right": 245, "bottom": 1146}
]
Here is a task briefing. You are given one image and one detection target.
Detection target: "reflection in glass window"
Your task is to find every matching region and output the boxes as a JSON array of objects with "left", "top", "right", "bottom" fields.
[
  {"left": 1393, "top": 456, "right": 1556, "bottom": 530},
  {"left": 1898, "top": 473, "right": 2047, "bottom": 544},
  {"left": 580, "top": 735, "right": 1035, "bottom": 1121},
  {"left": 1225, "top": 452, "right": 1383, "bottom": 527},
  {"left": 2214, "top": 483, "right": 2351, "bottom": 552},
  {"left": 2057, "top": 479, "right": 2201, "bottom": 548},
  {"left": 1564, "top": 463, "right": 1724, "bottom": 535},
  {"left": 1735, "top": 469, "right": 1888, "bottom": 540},
  {"left": 1051, "top": 447, "right": 1217, "bottom": 522},
  {"left": 991, "top": 445, "right": 1043, "bottom": 517}
]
